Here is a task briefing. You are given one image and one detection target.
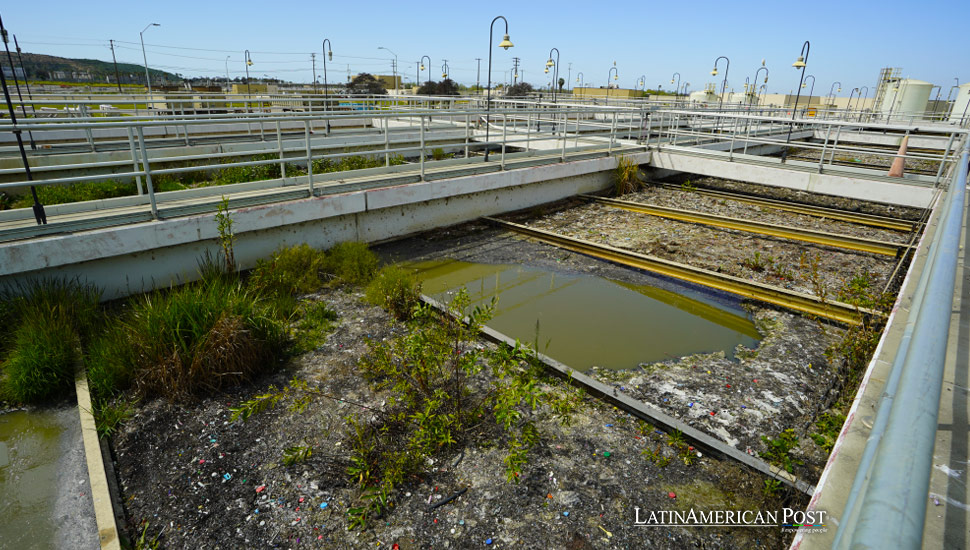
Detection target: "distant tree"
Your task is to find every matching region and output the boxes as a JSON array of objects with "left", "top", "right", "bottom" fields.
[
  {"left": 347, "top": 73, "right": 387, "bottom": 95},
  {"left": 437, "top": 78, "right": 459, "bottom": 96},
  {"left": 505, "top": 82, "right": 534, "bottom": 97},
  {"left": 417, "top": 80, "right": 438, "bottom": 95},
  {"left": 558, "top": 77, "right": 565, "bottom": 92}
]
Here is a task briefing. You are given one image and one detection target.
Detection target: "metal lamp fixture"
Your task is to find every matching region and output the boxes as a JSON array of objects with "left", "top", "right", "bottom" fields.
[
  {"left": 322, "top": 38, "right": 332, "bottom": 133},
  {"left": 712, "top": 55, "right": 730, "bottom": 111},
  {"left": 485, "top": 15, "right": 513, "bottom": 162},
  {"left": 783, "top": 40, "right": 810, "bottom": 162}
]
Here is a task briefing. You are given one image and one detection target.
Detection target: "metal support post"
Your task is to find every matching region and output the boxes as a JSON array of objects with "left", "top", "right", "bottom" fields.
[
  {"left": 464, "top": 114, "right": 470, "bottom": 158},
  {"left": 933, "top": 132, "right": 956, "bottom": 187},
  {"left": 818, "top": 124, "right": 832, "bottom": 173},
  {"left": 277, "top": 121, "right": 286, "bottom": 179},
  {"left": 501, "top": 113, "right": 507, "bottom": 169},
  {"left": 608, "top": 111, "right": 617, "bottom": 155},
  {"left": 827, "top": 124, "right": 842, "bottom": 166},
  {"left": 419, "top": 115, "right": 426, "bottom": 181},
  {"left": 126, "top": 127, "right": 144, "bottom": 195},
  {"left": 135, "top": 126, "right": 158, "bottom": 219},
  {"left": 383, "top": 116, "right": 390, "bottom": 166},
  {"left": 305, "top": 121, "right": 314, "bottom": 193}
]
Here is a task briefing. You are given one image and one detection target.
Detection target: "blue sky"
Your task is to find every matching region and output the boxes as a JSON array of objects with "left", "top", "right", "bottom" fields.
[{"left": 3, "top": 0, "right": 968, "bottom": 96}]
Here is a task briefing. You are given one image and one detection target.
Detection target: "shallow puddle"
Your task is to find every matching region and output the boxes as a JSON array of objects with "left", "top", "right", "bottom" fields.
[
  {"left": 407, "top": 259, "right": 760, "bottom": 370},
  {"left": 0, "top": 410, "right": 63, "bottom": 549}
]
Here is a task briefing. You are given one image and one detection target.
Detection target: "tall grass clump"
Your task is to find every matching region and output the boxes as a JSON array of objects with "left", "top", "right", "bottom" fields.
[
  {"left": 0, "top": 278, "right": 101, "bottom": 403},
  {"left": 248, "top": 243, "right": 329, "bottom": 298},
  {"left": 324, "top": 242, "right": 379, "bottom": 285},
  {"left": 91, "top": 273, "right": 288, "bottom": 400},
  {"left": 365, "top": 265, "right": 422, "bottom": 321},
  {"left": 612, "top": 155, "right": 644, "bottom": 196}
]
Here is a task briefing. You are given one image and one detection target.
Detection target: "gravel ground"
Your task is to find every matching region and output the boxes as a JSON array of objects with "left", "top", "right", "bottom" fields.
[
  {"left": 783, "top": 145, "right": 942, "bottom": 174},
  {"left": 111, "top": 285, "right": 806, "bottom": 550}
]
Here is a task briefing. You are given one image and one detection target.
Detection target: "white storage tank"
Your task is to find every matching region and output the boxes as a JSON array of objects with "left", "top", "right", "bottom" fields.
[
  {"left": 728, "top": 91, "right": 757, "bottom": 105},
  {"left": 948, "top": 83, "right": 970, "bottom": 124},
  {"left": 689, "top": 83, "right": 720, "bottom": 104},
  {"left": 879, "top": 78, "right": 932, "bottom": 121}
]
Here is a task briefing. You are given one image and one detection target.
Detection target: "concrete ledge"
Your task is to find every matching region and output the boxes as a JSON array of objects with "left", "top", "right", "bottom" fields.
[{"left": 75, "top": 371, "right": 121, "bottom": 550}]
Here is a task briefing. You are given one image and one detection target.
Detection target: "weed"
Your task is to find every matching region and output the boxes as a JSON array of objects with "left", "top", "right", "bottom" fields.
[
  {"left": 681, "top": 179, "right": 696, "bottom": 193},
  {"left": 612, "top": 155, "right": 643, "bottom": 196},
  {"left": 641, "top": 443, "right": 671, "bottom": 467},
  {"left": 282, "top": 440, "right": 314, "bottom": 466},
  {"left": 763, "top": 479, "right": 783, "bottom": 498},
  {"left": 809, "top": 411, "right": 846, "bottom": 453},
  {"left": 292, "top": 301, "right": 339, "bottom": 353},
  {"left": 215, "top": 197, "right": 235, "bottom": 273},
  {"left": 364, "top": 265, "right": 422, "bottom": 321},
  {"left": 667, "top": 429, "right": 685, "bottom": 449},
  {"left": 132, "top": 520, "right": 162, "bottom": 550},
  {"left": 93, "top": 396, "right": 139, "bottom": 439},
  {"left": 431, "top": 147, "right": 447, "bottom": 161},
  {"left": 742, "top": 251, "right": 770, "bottom": 273},
  {"left": 247, "top": 243, "right": 328, "bottom": 298},
  {"left": 760, "top": 429, "right": 803, "bottom": 473},
  {"left": 324, "top": 242, "right": 379, "bottom": 285}
]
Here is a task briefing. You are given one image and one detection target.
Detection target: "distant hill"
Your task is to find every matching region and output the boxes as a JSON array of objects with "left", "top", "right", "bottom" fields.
[{"left": 9, "top": 52, "right": 181, "bottom": 84}]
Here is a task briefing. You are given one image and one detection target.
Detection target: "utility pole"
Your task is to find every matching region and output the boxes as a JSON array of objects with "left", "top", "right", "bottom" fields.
[
  {"left": 1, "top": 25, "right": 34, "bottom": 149},
  {"left": 511, "top": 57, "right": 520, "bottom": 85},
  {"left": 13, "top": 35, "right": 35, "bottom": 108},
  {"left": 567, "top": 62, "right": 572, "bottom": 92},
  {"left": 109, "top": 39, "right": 122, "bottom": 92},
  {"left": 311, "top": 52, "right": 317, "bottom": 94},
  {"left": 475, "top": 58, "right": 482, "bottom": 91}
]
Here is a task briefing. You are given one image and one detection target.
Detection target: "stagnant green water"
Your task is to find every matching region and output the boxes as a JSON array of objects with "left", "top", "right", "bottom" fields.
[
  {"left": 408, "top": 259, "right": 760, "bottom": 371},
  {"left": 0, "top": 410, "right": 62, "bottom": 549}
]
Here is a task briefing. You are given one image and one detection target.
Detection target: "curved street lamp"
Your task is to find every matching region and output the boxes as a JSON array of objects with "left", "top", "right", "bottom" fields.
[
  {"left": 670, "top": 72, "right": 681, "bottom": 99},
  {"left": 783, "top": 40, "right": 810, "bottom": 162},
  {"left": 827, "top": 81, "right": 842, "bottom": 105},
  {"left": 140, "top": 23, "right": 160, "bottom": 107},
  {"left": 377, "top": 46, "right": 398, "bottom": 91},
  {"left": 711, "top": 55, "right": 730, "bottom": 111},
  {"left": 441, "top": 61, "right": 450, "bottom": 80},
  {"left": 321, "top": 39, "right": 332, "bottom": 132},
  {"left": 546, "top": 47, "right": 560, "bottom": 102},
  {"left": 847, "top": 88, "right": 859, "bottom": 115},
  {"left": 484, "top": 15, "right": 514, "bottom": 162},
  {"left": 244, "top": 49, "right": 254, "bottom": 112},
  {"left": 753, "top": 61, "right": 769, "bottom": 97},
  {"left": 575, "top": 71, "right": 584, "bottom": 88},
  {"left": 420, "top": 55, "right": 431, "bottom": 85},
  {"left": 607, "top": 65, "right": 618, "bottom": 99},
  {"left": 801, "top": 74, "right": 816, "bottom": 103}
]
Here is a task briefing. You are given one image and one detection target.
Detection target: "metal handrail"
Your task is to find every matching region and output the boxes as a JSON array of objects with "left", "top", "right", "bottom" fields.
[{"left": 833, "top": 136, "right": 970, "bottom": 549}]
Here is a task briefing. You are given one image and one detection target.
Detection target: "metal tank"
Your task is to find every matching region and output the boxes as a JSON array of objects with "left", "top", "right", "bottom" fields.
[
  {"left": 689, "top": 83, "right": 719, "bottom": 104},
  {"left": 948, "top": 83, "right": 970, "bottom": 124},
  {"left": 879, "top": 79, "right": 932, "bottom": 122}
]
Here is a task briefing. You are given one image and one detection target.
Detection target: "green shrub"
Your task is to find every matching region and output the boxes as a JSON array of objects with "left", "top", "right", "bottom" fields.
[
  {"left": 612, "top": 155, "right": 643, "bottom": 196},
  {"left": 324, "top": 242, "right": 378, "bottom": 285},
  {"left": 365, "top": 265, "right": 422, "bottom": 321},
  {"left": 292, "top": 301, "right": 339, "bottom": 353},
  {"left": 248, "top": 243, "right": 328, "bottom": 298}
]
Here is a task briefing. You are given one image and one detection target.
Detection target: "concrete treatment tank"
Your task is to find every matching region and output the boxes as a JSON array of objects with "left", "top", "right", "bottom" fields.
[
  {"left": 879, "top": 79, "right": 932, "bottom": 121},
  {"left": 690, "top": 83, "right": 719, "bottom": 104},
  {"left": 948, "top": 83, "right": 970, "bottom": 124}
]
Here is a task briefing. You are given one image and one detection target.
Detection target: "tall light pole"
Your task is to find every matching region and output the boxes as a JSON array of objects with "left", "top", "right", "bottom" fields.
[
  {"left": 638, "top": 75, "right": 646, "bottom": 94},
  {"left": 311, "top": 53, "right": 317, "bottom": 95},
  {"left": 710, "top": 55, "right": 729, "bottom": 111},
  {"left": 224, "top": 56, "right": 231, "bottom": 92},
  {"left": 670, "top": 72, "right": 680, "bottom": 101},
  {"left": 545, "top": 47, "right": 559, "bottom": 102},
  {"left": 753, "top": 61, "right": 769, "bottom": 106},
  {"left": 419, "top": 56, "right": 431, "bottom": 85},
  {"left": 607, "top": 64, "right": 618, "bottom": 100},
  {"left": 484, "top": 15, "right": 514, "bottom": 162},
  {"left": 801, "top": 74, "right": 816, "bottom": 105},
  {"left": 377, "top": 46, "right": 398, "bottom": 91},
  {"left": 322, "top": 39, "right": 332, "bottom": 133},
  {"left": 244, "top": 49, "right": 253, "bottom": 112},
  {"left": 782, "top": 40, "right": 810, "bottom": 162},
  {"left": 139, "top": 22, "right": 160, "bottom": 109},
  {"left": 827, "top": 81, "right": 842, "bottom": 105},
  {"left": 575, "top": 72, "right": 584, "bottom": 89}
]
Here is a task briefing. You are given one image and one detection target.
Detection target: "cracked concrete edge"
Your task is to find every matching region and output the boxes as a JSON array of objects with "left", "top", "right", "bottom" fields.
[{"left": 74, "top": 370, "right": 122, "bottom": 550}]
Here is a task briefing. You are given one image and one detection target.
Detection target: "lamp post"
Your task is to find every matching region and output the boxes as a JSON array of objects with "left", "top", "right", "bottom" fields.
[
  {"left": 441, "top": 61, "right": 449, "bottom": 80},
  {"left": 857, "top": 86, "right": 869, "bottom": 121},
  {"left": 943, "top": 78, "right": 960, "bottom": 120},
  {"left": 377, "top": 46, "right": 398, "bottom": 91},
  {"left": 847, "top": 88, "right": 858, "bottom": 117},
  {"left": 827, "top": 81, "right": 842, "bottom": 106},
  {"left": 782, "top": 40, "right": 810, "bottom": 163},
  {"left": 224, "top": 56, "right": 231, "bottom": 92},
  {"left": 670, "top": 72, "right": 680, "bottom": 102},
  {"left": 801, "top": 74, "right": 816, "bottom": 104},
  {"left": 139, "top": 22, "right": 160, "bottom": 109},
  {"left": 321, "top": 39, "right": 332, "bottom": 132},
  {"left": 753, "top": 61, "right": 769, "bottom": 103},
  {"left": 575, "top": 72, "right": 584, "bottom": 89},
  {"left": 244, "top": 49, "right": 253, "bottom": 112},
  {"left": 638, "top": 75, "right": 646, "bottom": 93},
  {"left": 607, "top": 65, "right": 618, "bottom": 100},
  {"left": 420, "top": 55, "right": 431, "bottom": 85},
  {"left": 484, "top": 15, "right": 514, "bottom": 162},
  {"left": 546, "top": 47, "right": 559, "bottom": 102},
  {"left": 711, "top": 55, "right": 729, "bottom": 111},
  {"left": 311, "top": 53, "right": 317, "bottom": 96}
]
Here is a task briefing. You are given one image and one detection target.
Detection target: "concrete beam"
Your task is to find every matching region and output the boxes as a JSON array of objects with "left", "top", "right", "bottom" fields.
[{"left": 649, "top": 150, "right": 935, "bottom": 209}]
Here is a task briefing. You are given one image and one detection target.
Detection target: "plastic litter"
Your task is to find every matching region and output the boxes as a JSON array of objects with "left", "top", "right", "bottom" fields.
[
  {"left": 563, "top": 511, "right": 569, "bottom": 517},
  {"left": 603, "top": 451, "right": 611, "bottom": 458},
  {"left": 486, "top": 538, "right": 493, "bottom": 545},
  {"left": 668, "top": 492, "right": 676, "bottom": 499},
  {"left": 320, "top": 502, "right": 328, "bottom": 509}
]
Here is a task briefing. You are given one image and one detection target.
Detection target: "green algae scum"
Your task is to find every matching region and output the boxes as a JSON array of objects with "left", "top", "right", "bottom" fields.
[
  {"left": 0, "top": 410, "right": 62, "bottom": 550},
  {"left": 407, "top": 259, "right": 760, "bottom": 370}
]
